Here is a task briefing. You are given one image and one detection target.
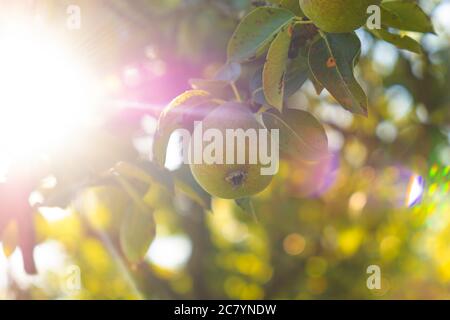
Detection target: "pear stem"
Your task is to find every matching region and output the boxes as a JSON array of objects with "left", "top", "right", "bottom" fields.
[{"left": 230, "top": 81, "right": 242, "bottom": 102}]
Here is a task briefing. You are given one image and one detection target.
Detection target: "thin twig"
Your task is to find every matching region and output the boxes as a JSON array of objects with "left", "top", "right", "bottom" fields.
[
  {"left": 96, "top": 230, "right": 146, "bottom": 299},
  {"left": 231, "top": 82, "right": 243, "bottom": 102}
]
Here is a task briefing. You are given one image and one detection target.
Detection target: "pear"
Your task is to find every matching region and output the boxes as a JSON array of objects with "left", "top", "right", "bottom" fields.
[
  {"left": 189, "top": 102, "right": 273, "bottom": 199},
  {"left": 299, "top": 0, "right": 381, "bottom": 33}
]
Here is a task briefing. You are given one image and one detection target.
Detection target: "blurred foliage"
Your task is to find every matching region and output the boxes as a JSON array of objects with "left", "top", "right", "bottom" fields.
[{"left": 0, "top": 0, "right": 450, "bottom": 300}]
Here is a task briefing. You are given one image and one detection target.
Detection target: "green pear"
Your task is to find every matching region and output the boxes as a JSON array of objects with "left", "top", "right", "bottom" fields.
[
  {"left": 299, "top": 0, "right": 381, "bottom": 33},
  {"left": 189, "top": 102, "right": 273, "bottom": 199}
]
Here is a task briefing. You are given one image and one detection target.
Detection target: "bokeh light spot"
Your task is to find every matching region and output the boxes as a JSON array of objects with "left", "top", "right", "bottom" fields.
[{"left": 283, "top": 233, "right": 306, "bottom": 256}]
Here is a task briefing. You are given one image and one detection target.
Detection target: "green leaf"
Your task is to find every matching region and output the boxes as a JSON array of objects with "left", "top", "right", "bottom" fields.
[
  {"left": 263, "top": 25, "right": 293, "bottom": 111},
  {"left": 250, "top": 68, "right": 266, "bottom": 105},
  {"left": 250, "top": 46, "right": 308, "bottom": 106},
  {"left": 113, "top": 161, "right": 174, "bottom": 192},
  {"left": 284, "top": 46, "right": 309, "bottom": 97},
  {"left": 235, "top": 198, "right": 257, "bottom": 222},
  {"left": 262, "top": 108, "right": 328, "bottom": 161},
  {"left": 113, "top": 175, "right": 146, "bottom": 213},
  {"left": 309, "top": 72, "right": 324, "bottom": 95},
  {"left": 120, "top": 203, "right": 156, "bottom": 264},
  {"left": 370, "top": 28, "right": 422, "bottom": 54},
  {"left": 114, "top": 175, "right": 156, "bottom": 264},
  {"left": 381, "top": 1, "right": 434, "bottom": 33},
  {"left": 173, "top": 164, "right": 212, "bottom": 210},
  {"left": 152, "top": 90, "right": 217, "bottom": 167},
  {"left": 279, "top": 0, "right": 304, "bottom": 16},
  {"left": 227, "top": 7, "right": 295, "bottom": 63},
  {"left": 308, "top": 32, "right": 368, "bottom": 116}
]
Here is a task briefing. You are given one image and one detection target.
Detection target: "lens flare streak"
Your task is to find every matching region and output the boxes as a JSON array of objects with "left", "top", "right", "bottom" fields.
[{"left": 405, "top": 174, "right": 425, "bottom": 208}]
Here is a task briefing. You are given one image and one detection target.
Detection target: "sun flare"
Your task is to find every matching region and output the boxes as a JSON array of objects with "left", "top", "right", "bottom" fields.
[{"left": 0, "top": 21, "right": 98, "bottom": 167}]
